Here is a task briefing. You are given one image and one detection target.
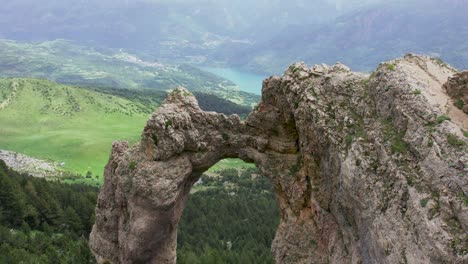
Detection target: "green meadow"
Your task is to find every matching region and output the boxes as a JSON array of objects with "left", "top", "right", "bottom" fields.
[{"left": 0, "top": 78, "right": 151, "bottom": 182}]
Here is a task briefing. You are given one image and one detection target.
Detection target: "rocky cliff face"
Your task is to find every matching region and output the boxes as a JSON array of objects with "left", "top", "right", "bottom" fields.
[
  {"left": 90, "top": 54, "right": 467, "bottom": 264},
  {"left": 444, "top": 71, "right": 468, "bottom": 115}
]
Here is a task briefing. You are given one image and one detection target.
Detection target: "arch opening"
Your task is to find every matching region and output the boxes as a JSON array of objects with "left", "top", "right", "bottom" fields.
[{"left": 177, "top": 158, "right": 280, "bottom": 263}]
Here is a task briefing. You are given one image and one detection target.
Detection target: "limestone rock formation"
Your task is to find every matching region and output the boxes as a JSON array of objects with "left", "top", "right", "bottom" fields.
[
  {"left": 0, "top": 150, "right": 59, "bottom": 178},
  {"left": 90, "top": 54, "right": 467, "bottom": 264},
  {"left": 444, "top": 71, "right": 468, "bottom": 114}
]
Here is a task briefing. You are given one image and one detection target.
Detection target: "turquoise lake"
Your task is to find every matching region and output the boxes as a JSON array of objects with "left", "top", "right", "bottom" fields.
[{"left": 201, "top": 67, "right": 268, "bottom": 95}]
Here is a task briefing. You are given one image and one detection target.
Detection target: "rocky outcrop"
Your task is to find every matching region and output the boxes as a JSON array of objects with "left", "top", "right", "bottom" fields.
[
  {"left": 0, "top": 150, "right": 59, "bottom": 178},
  {"left": 444, "top": 71, "right": 468, "bottom": 114},
  {"left": 90, "top": 54, "right": 467, "bottom": 264}
]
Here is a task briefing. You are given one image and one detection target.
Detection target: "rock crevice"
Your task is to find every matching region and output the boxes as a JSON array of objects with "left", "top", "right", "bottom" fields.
[{"left": 90, "top": 55, "right": 467, "bottom": 264}]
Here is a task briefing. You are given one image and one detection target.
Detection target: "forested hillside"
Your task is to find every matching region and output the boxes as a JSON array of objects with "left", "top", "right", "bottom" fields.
[
  {"left": 0, "top": 160, "right": 279, "bottom": 263},
  {"left": 0, "top": 160, "right": 98, "bottom": 263}
]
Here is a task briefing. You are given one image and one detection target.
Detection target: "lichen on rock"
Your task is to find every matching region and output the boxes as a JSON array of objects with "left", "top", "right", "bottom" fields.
[{"left": 90, "top": 55, "right": 467, "bottom": 264}]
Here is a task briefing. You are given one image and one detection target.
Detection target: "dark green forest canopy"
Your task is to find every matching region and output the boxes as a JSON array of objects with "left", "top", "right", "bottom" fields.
[{"left": 0, "top": 160, "right": 98, "bottom": 263}]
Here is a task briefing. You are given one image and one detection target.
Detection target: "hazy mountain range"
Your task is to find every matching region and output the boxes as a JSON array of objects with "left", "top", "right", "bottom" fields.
[
  {"left": 1, "top": 0, "right": 466, "bottom": 73},
  {"left": 224, "top": 0, "right": 468, "bottom": 73}
]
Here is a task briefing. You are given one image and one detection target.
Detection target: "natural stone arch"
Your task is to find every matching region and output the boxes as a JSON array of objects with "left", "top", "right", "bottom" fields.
[
  {"left": 90, "top": 56, "right": 468, "bottom": 264},
  {"left": 89, "top": 82, "right": 321, "bottom": 264}
]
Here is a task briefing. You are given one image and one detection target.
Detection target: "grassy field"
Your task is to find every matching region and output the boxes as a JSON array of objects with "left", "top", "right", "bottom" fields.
[{"left": 0, "top": 78, "right": 150, "bottom": 183}]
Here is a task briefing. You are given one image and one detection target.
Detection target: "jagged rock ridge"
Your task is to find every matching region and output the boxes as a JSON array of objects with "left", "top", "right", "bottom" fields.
[{"left": 90, "top": 54, "right": 467, "bottom": 264}]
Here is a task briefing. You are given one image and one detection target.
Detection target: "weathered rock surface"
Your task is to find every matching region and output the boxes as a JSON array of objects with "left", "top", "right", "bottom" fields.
[
  {"left": 444, "top": 71, "right": 468, "bottom": 114},
  {"left": 0, "top": 150, "right": 59, "bottom": 178},
  {"left": 90, "top": 54, "right": 467, "bottom": 264}
]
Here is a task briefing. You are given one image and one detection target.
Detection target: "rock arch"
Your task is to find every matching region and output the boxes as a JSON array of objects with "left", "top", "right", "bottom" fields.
[
  {"left": 89, "top": 79, "right": 320, "bottom": 263},
  {"left": 90, "top": 56, "right": 468, "bottom": 264}
]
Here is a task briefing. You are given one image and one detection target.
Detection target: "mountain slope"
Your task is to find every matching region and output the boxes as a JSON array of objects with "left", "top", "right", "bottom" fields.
[{"left": 0, "top": 78, "right": 152, "bottom": 180}]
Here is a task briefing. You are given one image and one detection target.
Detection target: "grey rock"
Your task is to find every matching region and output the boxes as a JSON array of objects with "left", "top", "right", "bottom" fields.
[
  {"left": 444, "top": 71, "right": 468, "bottom": 114},
  {"left": 0, "top": 150, "right": 59, "bottom": 178}
]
